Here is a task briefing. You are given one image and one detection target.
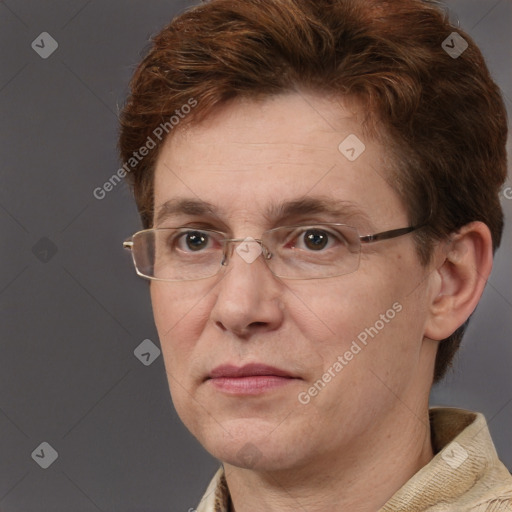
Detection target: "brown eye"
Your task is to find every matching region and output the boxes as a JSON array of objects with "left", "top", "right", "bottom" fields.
[
  {"left": 303, "top": 229, "right": 329, "bottom": 250},
  {"left": 184, "top": 231, "right": 209, "bottom": 251},
  {"left": 173, "top": 230, "right": 213, "bottom": 252}
]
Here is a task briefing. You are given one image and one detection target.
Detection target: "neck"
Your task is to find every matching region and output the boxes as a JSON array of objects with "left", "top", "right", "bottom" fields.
[{"left": 224, "top": 407, "right": 434, "bottom": 512}]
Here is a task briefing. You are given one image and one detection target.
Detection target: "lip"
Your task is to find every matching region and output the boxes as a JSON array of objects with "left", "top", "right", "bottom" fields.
[
  {"left": 206, "top": 363, "right": 299, "bottom": 395},
  {"left": 208, "top": 363, "right": 295, "bottom": 379}
]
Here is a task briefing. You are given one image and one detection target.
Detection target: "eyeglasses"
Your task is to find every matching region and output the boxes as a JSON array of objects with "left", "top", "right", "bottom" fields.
[{"left": 123, "top": 223, "right": 422, "bottom": 282}]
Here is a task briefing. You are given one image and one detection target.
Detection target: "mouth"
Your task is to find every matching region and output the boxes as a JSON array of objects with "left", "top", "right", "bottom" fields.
[{"left": 205, "top": 363, "right": 300, "bottom": 395}]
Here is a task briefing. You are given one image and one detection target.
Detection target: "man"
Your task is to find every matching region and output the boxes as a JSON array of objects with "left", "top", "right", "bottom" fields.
[{"left": 119, "top": 0, "right": 512, "bottom": 510}]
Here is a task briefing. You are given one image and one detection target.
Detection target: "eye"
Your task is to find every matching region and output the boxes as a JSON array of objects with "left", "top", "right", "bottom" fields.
[
  {"left": 286, "top": 227, "right": 347, "bottom": 252},
  {"left": 302, "top": 229, "right": 329, "bottom": 251},
  {"left": 174, "top": 230, "right": 217, "bottom": 252}
]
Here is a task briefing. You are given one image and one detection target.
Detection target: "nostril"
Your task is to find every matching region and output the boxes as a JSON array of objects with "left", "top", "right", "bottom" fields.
[{"left": 215, "top": 321, "right": 227, "bottom": 332}]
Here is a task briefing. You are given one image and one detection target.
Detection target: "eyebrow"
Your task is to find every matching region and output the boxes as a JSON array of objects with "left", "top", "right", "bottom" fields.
[{"left": 154, "top": 196, "right": 374, "bottom": 229}]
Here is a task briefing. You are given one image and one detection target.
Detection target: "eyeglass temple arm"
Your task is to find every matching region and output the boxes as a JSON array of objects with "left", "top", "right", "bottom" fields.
[{"left": 359, "top": 226, "right": 421, "bottom": 244}]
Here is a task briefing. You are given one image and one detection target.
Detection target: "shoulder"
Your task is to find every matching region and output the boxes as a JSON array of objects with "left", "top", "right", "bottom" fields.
[{"left": 468, "top": 487, "right": 512, "bottom": 511}]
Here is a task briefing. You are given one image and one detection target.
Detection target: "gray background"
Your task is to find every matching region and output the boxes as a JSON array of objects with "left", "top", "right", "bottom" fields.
[{"left": 0, "top": 1, "right": 510, "bottom": 510}]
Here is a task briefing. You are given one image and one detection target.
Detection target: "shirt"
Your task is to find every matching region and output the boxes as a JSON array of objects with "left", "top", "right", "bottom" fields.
[{"left": 195, "top": 407, "right": 512, "bottom": 511}]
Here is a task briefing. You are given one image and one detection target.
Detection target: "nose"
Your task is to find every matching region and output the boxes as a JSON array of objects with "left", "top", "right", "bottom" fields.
[{"left": 210, "top": 238, "right": 284, "bottom": 338}]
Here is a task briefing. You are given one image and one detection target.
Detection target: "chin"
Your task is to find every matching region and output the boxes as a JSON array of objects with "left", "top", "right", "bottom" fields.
[
  {"left": 196, "top": 421, "right": 305, "bottom": 472},
  {"left": 218, "top": 443, "right": 296, "bottom": 472}
]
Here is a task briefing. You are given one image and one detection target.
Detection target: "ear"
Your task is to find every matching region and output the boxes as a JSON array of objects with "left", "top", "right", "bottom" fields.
[{"left": 424, "top": 221, "right": 493, "bottom": 341}]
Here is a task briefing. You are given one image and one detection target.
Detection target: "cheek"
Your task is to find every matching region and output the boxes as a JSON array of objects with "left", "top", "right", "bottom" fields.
[
  {"left": 292, "top": 285, "right": 423, "bottom": 417},
  {"left": 290, "top": 265, "right": 423, "bottom": 369},
  {"left": 288, "top": 275, "right": 386, "bottom": 342},
  {"left": 150, "top": 283, "right": 210, "bottom": 368}
]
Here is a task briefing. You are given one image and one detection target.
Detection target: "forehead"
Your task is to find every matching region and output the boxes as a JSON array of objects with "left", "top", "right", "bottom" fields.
[{"left": 152, "top": 92, "right": 406, "bottom": 230}]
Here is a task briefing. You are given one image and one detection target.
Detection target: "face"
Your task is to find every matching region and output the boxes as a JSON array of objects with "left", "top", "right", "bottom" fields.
[{"left": 150, "top": 92, "right": 438, "bottom": 472}]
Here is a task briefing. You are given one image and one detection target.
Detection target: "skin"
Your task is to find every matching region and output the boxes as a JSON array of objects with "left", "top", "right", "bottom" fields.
[{"left": 148, "top": 91, "right": 493, "bottom": 512}]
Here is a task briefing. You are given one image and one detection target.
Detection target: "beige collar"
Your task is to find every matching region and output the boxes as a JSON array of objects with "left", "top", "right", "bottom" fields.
[{"left": 196, "top": 408, "right": 512, "bottom": 512}]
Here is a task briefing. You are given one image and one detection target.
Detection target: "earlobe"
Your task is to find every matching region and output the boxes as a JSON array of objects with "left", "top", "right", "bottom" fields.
[{"left": 424, "top": 222, "right": 493, "bottom": 341}]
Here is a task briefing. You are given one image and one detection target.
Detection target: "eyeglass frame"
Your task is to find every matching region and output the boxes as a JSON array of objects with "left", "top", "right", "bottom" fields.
[{"left": 123, "top": 223, "right": 425, "bottom": 282}]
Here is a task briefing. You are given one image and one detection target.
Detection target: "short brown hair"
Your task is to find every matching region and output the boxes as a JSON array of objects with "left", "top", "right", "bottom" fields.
[{"left": 118, "top": 0, "right": 508, "bottom": 382}]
